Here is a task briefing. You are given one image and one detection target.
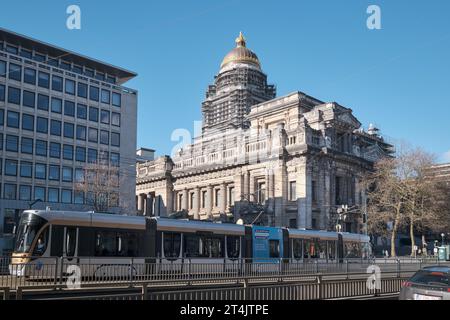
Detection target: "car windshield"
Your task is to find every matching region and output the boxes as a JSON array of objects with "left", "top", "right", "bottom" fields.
[
  {"left": 410, "top": 270, "right": 449, "bottom": 287},
  {"left": 14, "top": 214, "right": 47, "bottom": 254}
]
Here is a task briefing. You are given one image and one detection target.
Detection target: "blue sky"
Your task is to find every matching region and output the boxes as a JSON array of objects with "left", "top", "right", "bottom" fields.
[{"left": 1, "top": 0, "right": 450, "bottom": 162}]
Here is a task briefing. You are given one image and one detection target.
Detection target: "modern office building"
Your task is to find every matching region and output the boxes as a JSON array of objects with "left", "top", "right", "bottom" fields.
[
  {"left": 136, "top": 33, "right": 394, "bottom": 232},
  {"left": 0, "top": 28, "right": 138, "bottom": 254}
]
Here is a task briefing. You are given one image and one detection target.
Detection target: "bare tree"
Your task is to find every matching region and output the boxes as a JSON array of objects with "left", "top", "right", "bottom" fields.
[
  {"left": 74, "top": 162, "right": 121, "bottom": 213},
  {"left": 365, "top": 146, "right": 446, "bottom": 257}
]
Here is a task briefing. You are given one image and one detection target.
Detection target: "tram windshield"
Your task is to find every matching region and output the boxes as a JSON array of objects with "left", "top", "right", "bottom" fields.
[{"left": 14, "top": 215, "right": 47, "bottom": 254}]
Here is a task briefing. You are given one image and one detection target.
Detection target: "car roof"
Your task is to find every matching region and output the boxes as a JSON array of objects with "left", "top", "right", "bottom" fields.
[{"left": 422, "top": 266, "right": 450, "bottom": 273}]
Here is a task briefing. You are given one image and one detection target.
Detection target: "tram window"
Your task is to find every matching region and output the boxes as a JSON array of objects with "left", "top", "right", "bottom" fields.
[
  {"left": 317, "top": 241, "right": 327, "bottom": 259},
  {"left": 184, "top": 234, "right": 224, "bottom": 258},
  {"left": 269, "top": 240, "right": 280, "bottom": 258},
  {"left": 226, "top": 236, "right": 240, "bottom": 259},
  {"left": 344, "top": 242, "right": 361, "bottom": 258},
  {"left": 94, "top": 231, "right": 116, "bottom": 256},
  {"left": 66, "top": 228, "right": 77, "bottom": 257},
  {"left": 293, "top": 239, "right": 302, "bottom": 259},
  {"left": 303, "top": 240, "right": 314, "bottom": 258},
  {"left": 328, "top": 241, "right": 337, "bottom": 260},
  {"left": 33, "top": 226, "right": 49, "bottom": 256},
  {"left": 117, "top": 232, "right": 139, "bottom": 257},
  {"left": 163, "top": 232, "right": 181, "bottom": 259}
]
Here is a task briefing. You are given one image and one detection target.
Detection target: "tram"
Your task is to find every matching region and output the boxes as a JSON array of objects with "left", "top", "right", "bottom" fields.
[{"left": 9, "top": 210, "right": 371, "bottom": 277}]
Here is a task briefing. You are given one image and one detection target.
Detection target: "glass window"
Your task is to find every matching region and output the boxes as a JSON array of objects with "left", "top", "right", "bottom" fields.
[
  {"left": 88, "top": 149, "right": 98, "bottom": 163},
  {"left": 23, "top": 91, "right": 35, "bottom": 108},
  {"left": 77, "top": 83, "right": 88, "bottom": 98},
  {"left": 65, "top": 79, "right": 76, "bottom": 95},
  {"left": 47, "top": 57, "right": 58, "bottom": 67},
  {"left": 52, "top": 75, "right": 63, "bottom": 92},
  {"left": 63, "top": 144, "right": 73, "bottom": 160},
  {"left": 5, "top": 159, "right": 18, "bottom": 176},
  {"left": 77, "top": 104, "right": 87, "bottom": 119},
  {"left": 99, "top": 150, "right": 109, "bottom": 165},
  {"left": 4, "top": 184, "right": 17, "bottom": 200},
  {"left": 8, "top": 87, "right": 21, "bottom": 105},
  {"left": 76, "top": 147, "right": 86, "bottom": 162},
  {"left": 112, "top": 92, "right": 121, "bottom": 107},
  {"left": 49, "top": 142, "right": 61, "bottom": 158},
  {"left": 35, "top": 140, "right": 47, "bottom": 157},
  {"left": 0, "top": 109, "right": 3, "bottom": 126},
  {"left": 24, "top": 68, "right": 36, "bottom": 85},
  {"left": 62, "top": 167, "right": 73, "bottom": 182},
  {"left": 76, "top": 125, "right": 86, "bottom": 140},
  {"left": 60, "top": 61, "right": 71, "bottom": 71},
  {"left": 64, "top": 123, "right": 74, "bottom": 138},
  {"left": 111, "top": 153, "right": 120, "bottom": 167},
  {"left": 184, "top": 235, "right": 224, "bottom": 258},
  {"left": 0, "top": 60, "right": 6, "bottom": 77},
  {"left": 50, "top": 120, "right": 61, "bottom": 136},
  {"left": 49, "top": 165, "right": 60, "bottom": 181},
  {"left": 100, "top": 110, "right": 110, "bottom": 124},
  {"left": 89, "top": 107, "right": 98, "bottom": 122},
  {"left": 19, "top": 186, "right": 32, "bottom": 201},
  {"left": 21, "top": 137, "right": 33, "bottom": 154},
  {"left": 0, "top": 84, "right": 5, "bottom": 101},
  {"left": 9, "top": 63, "right": 22, "bottom": 81},
  {"left": 6, "top": 45, "right": 18, "bottom": 54},
  {"left": 34, "top": 187, "right": 46, "bottom": 201},
  {"left": 100, "top": 130, "right": 109, "bottom": 145},
  {"left": 95, "top": 72, "right": 105, "bottom": 81},
  {"left": 269, "top": 240, "right": 280, "bottom": 258},
  {"left": 293, "top": 239, "right": 303, "bottom": 260},
  {"left": 75, "top": 168, "right": 84, "bottom": 183},
  {"left": 164, "top": 233, "right": 181, "bottom": 259},
  {"left": 90, "top": 86, "right": 99, "bottom": 101},
  {"left": 226, "top": 236, "right": 240, "bottom": 259},
  {"left": 101, "top": 89, "right": 110, "bottom": 104},
  {"left": 36, "top": 117, "right": 48, "bottom": 133},
  {"left": 35, "top": 163, "right": 46, "bottom": 180},
  {"left": 48, "top": 188, "right": 59, "bottom": 203},
  {"left": 74, "top": 191, "right": 84, "bottom": 204},
  {"left": 94, "top": 231, "right": 117, "bottom": 257},
  {"left": 20, "top": 162, "right": 32, "bottom": 178},
  {"left": 7, "top": 111, "right": 20, "bottom": 128},
  {"left": 73, "top": 65, "right": 83, "bottom": 75},
  {"left": 0, "top": 133, "right": 2, "bottom": 151},
  {"left": 38, "top": 72, "right": 50, "bottom": 88},
  {"left": 111, "top": 132, "right": 120, "bottom": 147},
  {"left": 61, "top": 190, "right": 72, "bottom": 204},
  {"left": 85, "top": 68, "right": 94, "bottom": 77},
  {"left": 51, "top": 97, "right": 62, "bottom": 113},
  {"left": 88, "top": 128, "right": 98, "bottom": 143},
  {"left": 111, "top": 113, "right": 120, "bottom": 127},
  {"left": 22, "top": 114, "right": 34, "bottom": 131},
  {"left": 20, "top": 49, "right": 32, "bottom": 59},
  {"left": 6, "top": 135, "right": 19, "bottom": 152},
  {"left": 107, "top": 76, "right": 116, "bottom": 84},
  {"left": 64, "top": 100, "right": 75, "bottom": 117},
  {"left": 37, "top": 94, "right": 49, "bottom": 111}
]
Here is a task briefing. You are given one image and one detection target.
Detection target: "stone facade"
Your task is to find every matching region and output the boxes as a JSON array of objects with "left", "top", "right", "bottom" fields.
[{"left": 136, "top": 34, "right": 393, "bottom": 232}]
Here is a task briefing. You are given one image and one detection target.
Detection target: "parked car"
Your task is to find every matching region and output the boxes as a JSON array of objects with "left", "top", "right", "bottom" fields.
[{"left": 399, "top": 266, "right": 450, "bottom": 300}]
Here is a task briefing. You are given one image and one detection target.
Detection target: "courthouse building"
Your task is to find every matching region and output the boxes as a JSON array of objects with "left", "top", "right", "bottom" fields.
[
  {"left": 0, "top": 28, "right": 138, "bottom": 253},
  {"left": 136, "top": 33, "right": 393, "bottom": 232}
]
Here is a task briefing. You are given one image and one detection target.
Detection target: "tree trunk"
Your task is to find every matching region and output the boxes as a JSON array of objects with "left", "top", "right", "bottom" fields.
[
  {"left": 391, "top": 220, "right": 398, "bottom": 257},
  {"left": 410, "top": 217, "right": 416, "bottom": 257},
  {"left": 422, "top": 234, "right": 427, "bottom": 256}
]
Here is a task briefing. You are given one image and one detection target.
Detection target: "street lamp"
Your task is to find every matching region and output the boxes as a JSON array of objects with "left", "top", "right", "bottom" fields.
[{"left": 441, "top": 233, "right": 445, "bottom": 246}]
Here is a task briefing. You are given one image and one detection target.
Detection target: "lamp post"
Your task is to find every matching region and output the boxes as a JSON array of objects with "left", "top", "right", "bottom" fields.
[{"left": 441, "top": 233, "right": 445, "bottom": 246}]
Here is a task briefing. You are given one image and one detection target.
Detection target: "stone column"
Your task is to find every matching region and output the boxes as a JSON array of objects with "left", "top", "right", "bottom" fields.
[
  {"left": 194, "top": 187, "right": 200, "bottom": 220},
  {"left": 207, "top": 185, "right": 213, "bottom": 218},
  {"left": 249, "top": 174, "right": 255, "bottom": 202},
  {"left": 243, "top": 171, "right": 250, "bottom": 201},
  {"left": 146, "top": 193, "right": 154, "bottom": 216},
  {"left": 182, "top": 189, "right": 189, "bottom": 211},
  {"left": 220, "top": 182, "right": 227, "bottom": 213},
  {"left": 274, "top": 161, "right": 287, "bottom": 226},
  {"left": 297, "top": 161, "right": 312, "bottom": 229},
  {"left": 137, "top": 194, "right": 145, "bottom": 214}
]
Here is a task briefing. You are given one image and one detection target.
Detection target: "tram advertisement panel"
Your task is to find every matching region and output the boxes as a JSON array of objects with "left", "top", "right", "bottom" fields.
[{"left": 252, "top": 226, "right": 283, "bottom": 263}]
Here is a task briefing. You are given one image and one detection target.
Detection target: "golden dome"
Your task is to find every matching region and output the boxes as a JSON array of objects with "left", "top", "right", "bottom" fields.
[{"left": 220, "top": 32, "right": 261, "bottom": 70}]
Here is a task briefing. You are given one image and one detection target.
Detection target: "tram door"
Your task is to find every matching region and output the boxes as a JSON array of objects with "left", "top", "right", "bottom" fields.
[
  {"left": 337, "top": 234, "right": 344, "bottom": 263},
  {"left": 64, "top": 227, "right": 79, "bottom": 263}
]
